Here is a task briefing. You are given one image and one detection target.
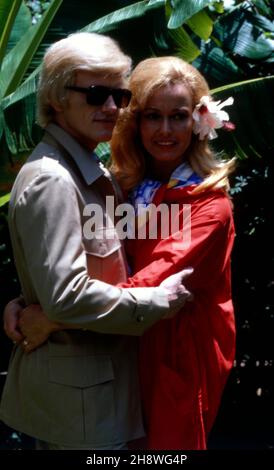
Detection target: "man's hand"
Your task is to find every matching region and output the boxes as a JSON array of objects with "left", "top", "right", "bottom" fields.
[
  {"left": 3, "top": 297, "right": 24, "bottom": 343},
  {"left": 19, "top": 305, "right": 59, "bottom": 353},
  {"left": 159, "top": 267, "right": 193, "bottom": 319}
]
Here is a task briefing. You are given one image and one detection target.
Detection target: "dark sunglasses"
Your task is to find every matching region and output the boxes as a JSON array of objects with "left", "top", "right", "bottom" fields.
[{"left": 65, "top": 85, "right": 132, "bottom": 108}]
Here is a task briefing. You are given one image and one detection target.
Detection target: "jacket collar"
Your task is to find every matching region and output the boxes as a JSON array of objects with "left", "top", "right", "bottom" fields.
[{"left": 45, "top": 123, "right": 105, "bottom": 186}]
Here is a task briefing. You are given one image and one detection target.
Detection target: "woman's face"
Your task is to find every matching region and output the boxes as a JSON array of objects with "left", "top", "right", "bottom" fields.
[{"left": 140, "top": 83, "right": 194, "bottom": 173}]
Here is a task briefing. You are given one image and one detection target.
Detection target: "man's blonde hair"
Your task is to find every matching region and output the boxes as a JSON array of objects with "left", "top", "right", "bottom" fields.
[
  {"left": 110, "top": 56, "right": 235, "bottom": 193},
  {"left": 37, "top": 32, "right": 132, "bottom": 127}
]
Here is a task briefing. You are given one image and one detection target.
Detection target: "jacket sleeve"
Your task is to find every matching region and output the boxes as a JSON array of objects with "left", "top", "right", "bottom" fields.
[
  {"left": 13, "top": 171, "right": 168, "bottom": 335},
  {"left": 119, "top": 193, "right": 235, "bottom": 291}
]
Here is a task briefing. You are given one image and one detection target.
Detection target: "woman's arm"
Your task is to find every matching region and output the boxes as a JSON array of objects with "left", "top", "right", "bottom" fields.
[
  {"left": 4, "top": 299, "right": 68, "bottom": 353},
  {"left": 19, "top": 304, "right": 65, "bottom": 353},
  {"left": 3, "top": 297, "right": 25, "bottom": 344}
]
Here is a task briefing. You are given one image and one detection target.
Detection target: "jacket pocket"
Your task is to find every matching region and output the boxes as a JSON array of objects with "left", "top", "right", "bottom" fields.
[
  {"left": 49, "top": 354, "right": 114, "bottom": 388},
  {"left": 83, "top": 227, "right": 126, "bottom": 284},
  {"left": 83, "top": 227, "right": 121, "bottom": 257},
  {"left": 47, "top": 355, "right": 116, "bottom": 444}
]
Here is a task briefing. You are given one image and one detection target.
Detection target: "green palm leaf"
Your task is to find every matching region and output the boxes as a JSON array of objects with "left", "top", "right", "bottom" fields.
[
  {"left": 186, "top": 10, "right": 213, "bottom": 41},
  {"left": 165, "top": 2, "right": 212, "bottom": 63},
  {"left": 0, "top": 0, "right": 63, "bottom": 196},
  {"left": 0, "top": 103, "right": 4, "bottom": 141},
  {"left": 0, "top": 0, "right": 63, "bottom": 97},
  {"left": 214, "top": 4, "right": 274, "bottom": 60},
  {"left": 0, "top": 0, "right": 21, "bottom": 65},
  {"left": 0, "top": 192, "right": 10, "bottom": 207},
  {"left": 1, "top": 65, "right": 40, "bottom": 109},
  {"left": 83, "top": 0, "right": 165, "bottom": 34},
  {"left": 193, "top": 42, "right": 242, "bottom": 87},
  {"left": 168, "top": 0, "right": 212, "bottom": 29},
  {"left": 6, "top": 1, "right": 32, "bottom": 52},
  {"left": 212, "top": 76, "right": 274, "bottom": 159},
  {"left": 169, "top": 26, "right": 201, "bottom": 62}
]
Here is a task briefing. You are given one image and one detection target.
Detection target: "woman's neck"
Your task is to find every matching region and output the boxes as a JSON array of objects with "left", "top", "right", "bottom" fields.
[{"left": 150, "top": 159, "right": 182, "bottom": 182}]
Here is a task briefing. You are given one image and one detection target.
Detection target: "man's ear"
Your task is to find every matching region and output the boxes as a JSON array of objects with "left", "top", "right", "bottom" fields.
[{"left": 50, "top": 99, "right": 64, "bottom": 113}]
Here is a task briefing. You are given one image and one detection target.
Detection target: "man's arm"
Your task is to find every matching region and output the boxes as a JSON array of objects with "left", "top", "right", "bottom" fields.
[
  {"left": 4, "top": 268, "right": 193, "bottom": 353},
  {"left": 12, "top": 171, "right": 190, "bottom": 336}
]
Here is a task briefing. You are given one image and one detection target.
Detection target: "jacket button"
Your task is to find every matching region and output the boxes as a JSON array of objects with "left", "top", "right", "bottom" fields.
[{"left": 137, "top": 314, "right": 144, "bottom": 322}]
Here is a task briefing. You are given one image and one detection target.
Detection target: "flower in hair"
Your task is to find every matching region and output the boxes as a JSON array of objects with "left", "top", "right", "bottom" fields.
[{"left": 192, "top": 95, "right": 235, "bottom": 140}]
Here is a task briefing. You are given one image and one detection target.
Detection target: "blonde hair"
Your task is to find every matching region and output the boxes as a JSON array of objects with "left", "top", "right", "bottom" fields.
[
  {"left": 37, "top": 32, "right": 132, "bottom": 127},
  {"left": 110, "top": 56, "right": 235, "bottom": 193}
]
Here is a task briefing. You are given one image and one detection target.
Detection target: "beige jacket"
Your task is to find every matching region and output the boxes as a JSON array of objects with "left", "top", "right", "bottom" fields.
[{"left": 0, "top": 123, "right": 168, "bottom": 447}]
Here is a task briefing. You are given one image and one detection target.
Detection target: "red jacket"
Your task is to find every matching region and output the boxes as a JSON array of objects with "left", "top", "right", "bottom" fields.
[{"left": 120, "top": 184, "right": 235, "bottom": 449}]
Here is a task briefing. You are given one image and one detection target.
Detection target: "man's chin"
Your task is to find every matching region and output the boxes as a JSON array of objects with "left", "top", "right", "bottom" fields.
[{"left": 96, "top": 132, "right": 113, "bottom": 142}]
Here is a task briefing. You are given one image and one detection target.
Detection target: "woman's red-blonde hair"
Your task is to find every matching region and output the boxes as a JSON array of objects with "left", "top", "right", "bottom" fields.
[{"left": 110, "top": 56, "right": 234, "bottom": 193}]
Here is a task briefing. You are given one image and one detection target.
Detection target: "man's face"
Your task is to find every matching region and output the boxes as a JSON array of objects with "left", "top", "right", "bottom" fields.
[{"left": 53, "top": 70, "right": 124, "bottom": 150}]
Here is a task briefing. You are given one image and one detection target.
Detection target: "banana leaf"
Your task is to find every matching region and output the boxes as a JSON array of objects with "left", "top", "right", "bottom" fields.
[
  {"left": 168, "top": 26, "right": 201, "bottom": 62},
  {"left": 252, "top": 0, "right": 273, "bottom": 18},
  {"left": 186, "top": 10, "right": 213, "bottom": 41},
  {"left": 0, "top": 192, "right": 10, "bottom": 207},
  {"left": 214, "top": 3, "right": 274, "bottom": 60},
  {"left": 211, "top": 75, "right": 274, "bottom": 160},
  {"left": 0, "top": 0, "right": 63, "bottom": 196},
  {"left": 83, "top": 0, "right": 165, "bottom": 34},
  {"left": 0, "top": 0, "right": 63, "bottom": 98},
  {"left": 193, "top": 42, "right": 242, "bottom": 87},
  {"left": 0, "top": 0, "right": 22, "bottom": 65},
  {"left": 167, "top": 0, "right": 212, "bottom": 29},
  {"left": 1, "top": 0, "right": 273, "bottom": 198},
  {"left": 165, "top": 2, "right": 213, "bottom": 61},
  {"left": 6, "top": 1, "right": 32, "bottom": 52},
  {"left": 1, "top": 65, "right": 40, "bottom": 109}
]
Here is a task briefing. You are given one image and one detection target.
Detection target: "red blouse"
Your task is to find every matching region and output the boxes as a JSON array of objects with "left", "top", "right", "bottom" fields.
[{"left": 120, "top": 184, "right": 236, "bottom": 450}]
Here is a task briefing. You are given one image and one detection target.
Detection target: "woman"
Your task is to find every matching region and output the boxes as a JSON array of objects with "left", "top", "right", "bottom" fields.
[
  {"left": 110, "top": 56, "right": 236, "bottom": 450},
  {"left": 4, "top": 57, "right": 236, "bottom": 449}
]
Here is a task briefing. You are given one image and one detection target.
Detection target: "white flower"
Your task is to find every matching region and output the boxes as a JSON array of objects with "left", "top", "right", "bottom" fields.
[{"left": 192, "top": 95, "right": 234, "bottom": 140}]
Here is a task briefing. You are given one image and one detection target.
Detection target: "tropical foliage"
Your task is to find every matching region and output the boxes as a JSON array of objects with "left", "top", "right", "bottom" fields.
[
  {"left": 0, "top": 0, "right": 273, "bottom": 200},
  {"left": 0, "top": 0, "right": 62, "bottom": 196}
]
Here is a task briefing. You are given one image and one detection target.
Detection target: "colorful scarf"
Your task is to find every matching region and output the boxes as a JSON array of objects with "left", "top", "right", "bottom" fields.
[{"left": 128, "top": 162, "right": 203, "bottom": 215}]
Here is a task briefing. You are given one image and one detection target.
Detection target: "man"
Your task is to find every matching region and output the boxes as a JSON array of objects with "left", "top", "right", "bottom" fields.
[{"left": 0, "top": 32, "right": 191, "bottom": 450}]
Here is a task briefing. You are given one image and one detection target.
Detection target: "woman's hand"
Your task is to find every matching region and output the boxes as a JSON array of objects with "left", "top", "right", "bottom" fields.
[
  {"left": 160, "top": 267, "right": 194, "bottom": 319},
  {"left": 4, "top": 299, "right": 78, "bottom": 353},
  {"left": 19, "top": 305, "right": 60, "bottom": 353},
  {"left": 3, "top": 297, "right": 24, "bottom": 344}
]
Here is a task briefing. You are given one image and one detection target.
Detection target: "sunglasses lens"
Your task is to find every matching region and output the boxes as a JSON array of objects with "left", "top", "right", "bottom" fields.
[
  {"left": 86, "top": 86, "right": 131, "bottom": 108},
  {"left": 86, "top": 87, "right": 109, "bottom": 106},
  {"left": 112, "top": 89, "right": 132, "bottom": 108}
]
